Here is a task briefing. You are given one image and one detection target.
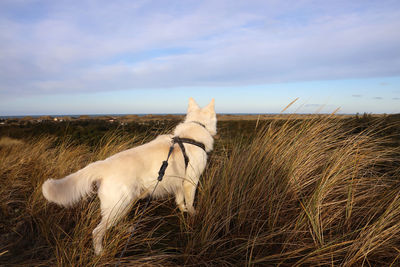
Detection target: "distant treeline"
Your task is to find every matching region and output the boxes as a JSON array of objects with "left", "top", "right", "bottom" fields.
[
  {"left": 0, "top": 119, "right": 179, "bottom": 146},
  {"left": 0, "top": 114, "right": 399, "bottom": 147}
]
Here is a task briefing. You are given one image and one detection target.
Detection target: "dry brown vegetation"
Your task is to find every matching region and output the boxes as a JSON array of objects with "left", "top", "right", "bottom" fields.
[{"left": 1, "top": 116, "right": 399, "bottom": 266}]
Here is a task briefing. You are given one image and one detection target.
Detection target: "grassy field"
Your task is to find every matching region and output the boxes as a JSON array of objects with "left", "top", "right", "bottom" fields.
[{"left": 1, "top": 114, "right": 400, "bottom": 266}]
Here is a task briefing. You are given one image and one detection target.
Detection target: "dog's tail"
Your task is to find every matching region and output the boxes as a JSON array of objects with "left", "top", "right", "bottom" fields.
[{"left": 42, "top": 161, "right": 104, "bottom": 207}]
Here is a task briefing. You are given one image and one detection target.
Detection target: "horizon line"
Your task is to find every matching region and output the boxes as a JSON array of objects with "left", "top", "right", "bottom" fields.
[{"left": 1, "top": 112, "right": 398, "bottom": 119}]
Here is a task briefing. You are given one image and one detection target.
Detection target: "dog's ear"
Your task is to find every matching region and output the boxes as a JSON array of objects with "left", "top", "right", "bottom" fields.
[
  {"left": 204, "top": 98, "right": 215, "bottom": 112},
  {"left": 188, "top": 97, "right": 200, "bottom": 113}
]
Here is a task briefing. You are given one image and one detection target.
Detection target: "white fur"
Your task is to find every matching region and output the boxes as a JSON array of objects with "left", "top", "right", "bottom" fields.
[{"left": 42, "top": 98, "right": 217, "bottom": 255}]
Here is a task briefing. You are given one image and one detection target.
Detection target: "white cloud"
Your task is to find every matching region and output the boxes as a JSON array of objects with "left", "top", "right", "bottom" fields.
[{"left": 1, "top": 0, "right": 400, "bottom": 97}]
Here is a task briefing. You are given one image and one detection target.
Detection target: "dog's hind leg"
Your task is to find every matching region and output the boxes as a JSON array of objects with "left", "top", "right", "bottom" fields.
[{"left": 93, "top": 181, "right": 136, "bottom": 255}]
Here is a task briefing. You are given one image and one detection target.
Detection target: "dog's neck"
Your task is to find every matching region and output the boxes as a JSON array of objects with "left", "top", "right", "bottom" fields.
[
  {"left": 173, "top": 121, "right": 214, "bottom": 152},
  {"left": 188, "top": 120, "right": 207, "bottom": 130}
]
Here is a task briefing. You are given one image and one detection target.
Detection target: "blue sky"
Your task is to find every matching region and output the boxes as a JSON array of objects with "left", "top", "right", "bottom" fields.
[{"left": 0, "top": 0, "right": 399, "bottom": 115}]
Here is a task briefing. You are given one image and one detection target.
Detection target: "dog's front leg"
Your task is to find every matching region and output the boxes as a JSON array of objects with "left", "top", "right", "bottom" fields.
[
  {"left": 175, "top": 186, "right": 187, "bottom": 212},
  {"left": 183, "top": 179, "right": 198, "bottom": 215}
]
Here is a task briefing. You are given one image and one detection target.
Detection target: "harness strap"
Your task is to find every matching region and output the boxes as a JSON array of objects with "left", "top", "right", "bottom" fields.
[
  {"left": 158, "top": 137, "right": 206, "bottom": 181},
  {"left": 172, "top": 136, "right": 206, "bottom": 170},
  {"left": 174, "top": 138, "right": 189, "bottom": 169},
  {"left": 173, "top": 137, "right": 206, "bottom": 152}
]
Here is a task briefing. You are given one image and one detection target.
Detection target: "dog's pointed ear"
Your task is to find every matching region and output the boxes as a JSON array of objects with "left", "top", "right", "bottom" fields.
[
  {"left": 188, "top": 97, "right": 200, "bottom": 112},
  {"left": 204, "top": 98, "right": 215, "bottom": 111}
]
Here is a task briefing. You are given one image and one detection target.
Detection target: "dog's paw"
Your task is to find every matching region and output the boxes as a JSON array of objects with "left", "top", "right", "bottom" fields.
[
  {"left": 178, "top": 204, "right": 188, "bottom": 213},
  {"left": 187, "top": 206, "right": 196, "bottom": 215},
  {"left": 94, "top": 245, "right": 103, "bottom": 256}
]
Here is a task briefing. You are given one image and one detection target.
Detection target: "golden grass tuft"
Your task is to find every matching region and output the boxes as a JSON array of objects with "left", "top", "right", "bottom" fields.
[
  {"left": 1, "top": 117, "right": 399, "bottom": 266},
  {"left": 0, "top": 136, "right": 24, "bottom": 147}
]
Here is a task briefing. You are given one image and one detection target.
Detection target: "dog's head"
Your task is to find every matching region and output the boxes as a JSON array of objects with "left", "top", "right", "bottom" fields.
[{"left": 186, "top": 98, "right": 217, "bottom": 136}]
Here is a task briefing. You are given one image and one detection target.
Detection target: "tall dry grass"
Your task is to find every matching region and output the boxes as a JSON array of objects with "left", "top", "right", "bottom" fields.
[
  {"left": 1, "top": 117, "right": 399, "bottom": 266},
  {"left": 186, "top": 117, "right": 400, "bottom": 266}
]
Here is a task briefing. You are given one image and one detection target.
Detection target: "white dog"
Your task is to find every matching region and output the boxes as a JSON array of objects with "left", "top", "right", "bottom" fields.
[{"left": 42, "top": 98, "right": 217, "bottom": 255}]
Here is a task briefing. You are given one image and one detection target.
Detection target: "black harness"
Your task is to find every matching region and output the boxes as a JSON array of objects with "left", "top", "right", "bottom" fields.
[
  {"left": 172, "top": 136, "right": 206, "bottom": 169},
  {"left": 157, "top": 121, "right": 208, "bottom": 181}
]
